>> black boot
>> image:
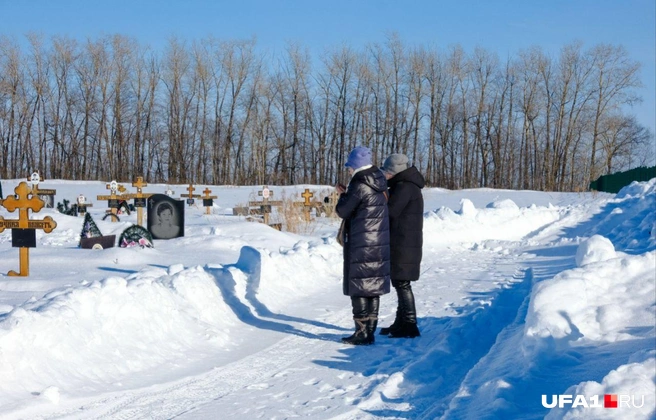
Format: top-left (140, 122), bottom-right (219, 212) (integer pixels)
top-left (389, 281), bottom-right (420, 338)
top-left (342, 297), bottom-right (372, 345)
top-left (380, 282), bottom-right (406, 335)
top-left (365, 297), bottom-right (379, 344)
top-left (379, 317), bottom-right (399, 335)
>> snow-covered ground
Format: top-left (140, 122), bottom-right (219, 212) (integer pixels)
top-left (0, 178), bottom-right (654, 419)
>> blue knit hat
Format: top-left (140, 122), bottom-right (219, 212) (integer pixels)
top-left (345, 146), bottom-right (372, 169)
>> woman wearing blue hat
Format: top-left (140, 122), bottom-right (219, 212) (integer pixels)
top-left (335, 146), bottom-right (391, 345)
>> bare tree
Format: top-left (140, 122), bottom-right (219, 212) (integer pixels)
top-left (588, 44), bottom-right (642, 181)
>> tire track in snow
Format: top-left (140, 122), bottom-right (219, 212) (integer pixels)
top-left (40, 243), bottom-right (535, 419)
top-left (38, 308), bottom-right (347, 420)
top-left (413, 267), bottom-right (533, 419)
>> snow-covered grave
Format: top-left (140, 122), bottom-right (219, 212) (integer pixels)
top-left (0, 179), bottom-right (654, 419)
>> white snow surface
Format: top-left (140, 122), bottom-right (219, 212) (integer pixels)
top-left (0, 178), bottom-right (654, 419)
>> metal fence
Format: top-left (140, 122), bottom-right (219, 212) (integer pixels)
top-left (589, 166), bottom-right (656, 194)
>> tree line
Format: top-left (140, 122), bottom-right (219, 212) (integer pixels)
top-left (0, 33), bottom-right (653, 191)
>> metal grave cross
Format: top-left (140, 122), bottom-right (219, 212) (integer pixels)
top-left (0, 182), bottom-right (57, 276)
top-left (202, 187), bottom-right (218, 215)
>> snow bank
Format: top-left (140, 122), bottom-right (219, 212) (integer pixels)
top-left (523, 243), bottom-right (655, 355)
top-left (0, 265), bottom-right (236, 406)
top-left (545, 354), bottom-right (656, 419)
top-left (424, 198), bottom-right (563, 245)
top-left (233, 241), bottom-right (343, 312)
top-left (592, 179), bottom-right (656, 253)
top-left (575, 235), bottom-right (617, 267)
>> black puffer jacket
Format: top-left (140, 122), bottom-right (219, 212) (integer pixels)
top-left (336, 166), bottom-right (391, 297)
top-left (387, 166), bottom-right (424, 280)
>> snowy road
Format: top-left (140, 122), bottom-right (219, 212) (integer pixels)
top-left (28, 240), bottom-right (533, 420)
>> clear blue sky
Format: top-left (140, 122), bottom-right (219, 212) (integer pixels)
top-left (1, 0), bottom-right (654, 134)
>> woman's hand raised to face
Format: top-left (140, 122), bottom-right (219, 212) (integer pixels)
top-left (335, 183), bottom-right (346, 194)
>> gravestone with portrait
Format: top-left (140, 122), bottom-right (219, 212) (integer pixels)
top-left (147, 194), bottom-right (185, 240)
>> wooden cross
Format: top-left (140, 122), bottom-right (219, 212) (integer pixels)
top-left (301, 189), bottom-right (314, 206)
top-left (107, 181), bottom-right (119, 193)
top-left (97, 180), bottom-right (125, 222)
top-left (132, 176), bottom-right (147, 192)
top-left (258, 186), bottom-right (273, 203)
top-left (27, 171), bottom-right (43, 189)
top-left (126, 176), bottom-right (151, 226)
top-left (186, 184), bottom-right (195, 197)
top-left (27, 171), bottom-right (56, 205)
top-left (202, 187), bottom-right (218, 215)
top-left (180, 183), bottom-right (201, 207)
top-left (301, 189), bottom-right (315, 221)
top-left (0, 182), bottom-right (57, 276)
top-left (76, 194), bottom-right (93, 215)
top-left (324, 191), bottom-right (340, 218)
top-left (250, 186), bottom-right (283, 225)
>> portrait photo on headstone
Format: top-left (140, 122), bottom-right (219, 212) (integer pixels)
top-left (39, 194), bottom-right (54, 208)
top-left (147, 194), bottom-right (184, 240)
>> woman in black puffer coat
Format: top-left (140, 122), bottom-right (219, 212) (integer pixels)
top-left (379, 153), bottom-right (424, 338)
top-left (335, 146), bottom-right (391, 346)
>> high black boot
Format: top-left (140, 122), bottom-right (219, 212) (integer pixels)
top-left (342, 297), bottom-right (372, 345)
top-left (380, 281), bottom-right (406, 335)
top-left (389, 281), bottom-right (420, 338)
top-left (365, 297), bottom-right (379, 344)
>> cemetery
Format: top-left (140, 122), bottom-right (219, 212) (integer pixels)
top-left (0, 2), bottom-right (654, 418)
top-left (0, 175), bottom-right (336, 265)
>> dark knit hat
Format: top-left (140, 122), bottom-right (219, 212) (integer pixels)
top-left (382, 153), bottom-right (409, 176)
top-left (345, 146), bottom-right (373, 169)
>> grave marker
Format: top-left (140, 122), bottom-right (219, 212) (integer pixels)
top-left (322, 191), bottom-right (340, 217)
top-left (79, 212), bottom-right (115, 250)
top-left (300, 188), bottom-right (314, 221)
top-left (148, 194), bottom-right (185, 239)
top-left (0, 182), bottom-right (57, 276)
top-left (201, 187), bottom-right (218, 215)
top-left (113, 176), bottom-right (152, 226)
top-left (76, 194), bottom-right (93, 215)
top-left (97, 180), bottom-right (126, 222)
top-left (248, 185), bottom-right (283, 225)
top-left (28, 171), bottom-right (56, 208)
top-left (180, 184), bottom-right (201, 207)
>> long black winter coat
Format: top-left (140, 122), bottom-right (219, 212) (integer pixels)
top-left (336, 166), bottom-right (391, 297)
top-left (387, 166), bottom-right (424, 281)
